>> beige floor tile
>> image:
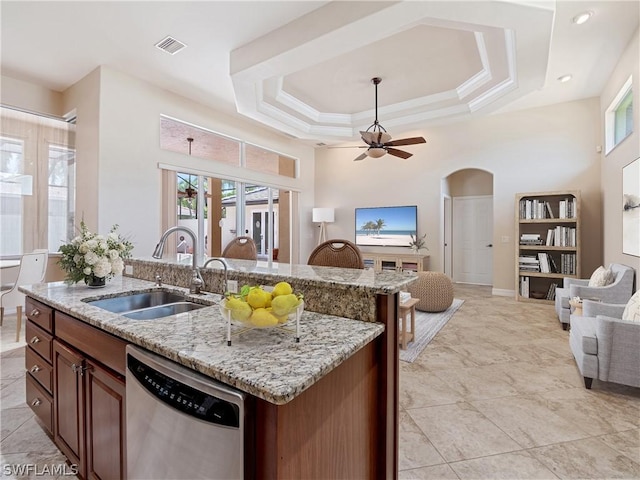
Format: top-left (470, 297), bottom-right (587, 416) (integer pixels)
top-left (537, 388), bottom-right (640, 436)
top-left (398, 410), bottom-right (446, 470)
top-left (530, 437), bottom-right (640, 479)
top-left (400, 363), bottom-right (465, 409)
top-left (1, 356), bottom-right (27, 380)
top-left (489, 361), bottom-right (576, 395)
top-left (472, 395), bottom-right (590, 448)
top-left (449, 450), bottom-right (560, 479)
top-left (0, 417), bottom-right (59, 455)
top-left (0, 377), bottom-right (26, 410)
top-left (446, 341), bottom-right (521, 366)
top-left (414, 345), bottom-right (480, 370)
top-left (431, 364), bottom-right (520, 401)
top-left (407, 403), bottom-right (521, 462)
top-left (1, 407), bottom-right (33, 441)
top-left (398, 463), bottom-right (461, 479)
top-left (598, 428), bottom-right (640, 464)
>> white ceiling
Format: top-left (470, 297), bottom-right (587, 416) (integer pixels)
top-left (1, 1), bottom-right (638, 145)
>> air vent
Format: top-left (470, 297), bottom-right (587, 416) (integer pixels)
top-left (155, 36), bottom-right (187, 55)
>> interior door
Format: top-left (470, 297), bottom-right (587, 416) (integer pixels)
top-left (444, 195), bottom-right (452, 276)
top-left (452, 195), bottom-right (493, 285)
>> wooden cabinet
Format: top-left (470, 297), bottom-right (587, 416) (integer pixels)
top-left (53, 340), bottom-right (126, 480)
top-left (24, 298), bottom-right (128, 480)
top-left (515, 191), bottom-right (581, 304)
top-left (25, 299), bottom-right (54, 435)
top-left (361, 252), bottom-right (429, 272)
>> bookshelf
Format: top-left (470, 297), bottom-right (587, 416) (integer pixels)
top-left (515, 191), bottom-right (581, 304)
top-left (361, 252), bottom-right (429, 273)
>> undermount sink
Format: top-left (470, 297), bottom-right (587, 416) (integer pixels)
top-left (84, 291), bottom-right (206, 320)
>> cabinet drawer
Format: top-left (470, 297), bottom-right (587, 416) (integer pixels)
top-left (26, 321), bottom-right (53, 364)
top-left (56, 311), bottom-right (127, 377)
top-left (25, 298), bottom-right (53, 333)
top-left (26, 374), bottom-right (53, 435)
top-left (25, 347), bottom-right (53, 394)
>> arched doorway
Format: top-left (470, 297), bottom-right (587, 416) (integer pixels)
top-left (443, 168), bottom-right (494, 285)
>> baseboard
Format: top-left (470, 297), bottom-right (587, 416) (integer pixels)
top-left (492, 288), bottom-right (515, 297)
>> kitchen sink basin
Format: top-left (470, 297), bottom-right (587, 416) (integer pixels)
top-left (122, 301), bottom-right (206, 320)
top-left (84, 290), bottom-right (207, 320)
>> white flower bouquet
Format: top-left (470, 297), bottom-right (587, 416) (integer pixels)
top-left (58, 221), bottom-right (133, 286)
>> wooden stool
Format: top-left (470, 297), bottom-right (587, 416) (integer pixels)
top-left (399, 298), bottom-right (419, 350)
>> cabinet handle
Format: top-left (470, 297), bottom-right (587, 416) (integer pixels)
top-left (30, 308), bottom-right (40, 317)
top-left (30, 365), bottom-right (41, 373)
top-left (71, 363), bottom-right (92, 376)
top-left (31, 398), bottom-right (41, 407)
top-left (30, 336), bottom-right (40, 344)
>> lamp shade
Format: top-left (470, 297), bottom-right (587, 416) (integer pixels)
top-left (312, 207), bottom-right (335, 223)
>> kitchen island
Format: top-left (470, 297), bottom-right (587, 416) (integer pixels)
top-left (21, 259), bottom-right (416, 479)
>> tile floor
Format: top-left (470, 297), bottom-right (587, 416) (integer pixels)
top-left (1, 284), bottom-right (639, 479)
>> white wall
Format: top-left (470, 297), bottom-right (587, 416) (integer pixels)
top-left (1, 74), bottom-right (63, 117)
top-left (315, 97), bottom-right (603, 292)
top-left (600, 28), bottom-right (640, 276)
top-left (63, 66), bottom-right (316, 262)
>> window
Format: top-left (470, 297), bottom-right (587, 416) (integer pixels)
top-left (160, 116), bottom-right (297, 178)
top-left (605, 76), bottom-right (634, 154)
top-left (0, 107), bottom-right (75, 256)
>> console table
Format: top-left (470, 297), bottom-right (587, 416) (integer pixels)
top-left (361, 252), bottom-right (429, 272)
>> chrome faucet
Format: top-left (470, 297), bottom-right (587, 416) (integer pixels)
top-left (152, 226), bottom-right (203, 294)
top-left (203, 257), bottom-right (228, 294)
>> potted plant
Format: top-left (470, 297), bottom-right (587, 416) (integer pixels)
top-left (408, 233), bottom-right (427, 253)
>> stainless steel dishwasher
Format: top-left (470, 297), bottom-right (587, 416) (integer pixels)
top-left (126, 345), bottom-right (246, 479)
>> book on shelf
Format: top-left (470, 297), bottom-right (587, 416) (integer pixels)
top-left (519, 200), bottom-right (555, 220)
top-left (520, 233), bottom-right (544, 245)
top-left (545, 229), bottom-right (555, 246)
top-left (519, 276), bottom-right (530, 297)
top-left (546, 283), bottom-right (558, 300)
top-left (537, 252), bottom-right (551, 273)
top-left (559, 197), bottom-right (577, 219)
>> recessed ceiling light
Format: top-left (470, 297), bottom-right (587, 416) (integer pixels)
top-left (558, 74), bottom-right (573, 83)
top-left (572, 11), bottom-right (593, 25)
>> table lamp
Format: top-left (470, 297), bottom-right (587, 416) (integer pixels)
top-left (312, 208), bottom-right (335, 245)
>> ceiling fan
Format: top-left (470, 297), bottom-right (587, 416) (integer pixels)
top-left (349, 77), bottom-right (426, 162)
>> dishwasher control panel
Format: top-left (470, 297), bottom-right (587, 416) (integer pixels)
top-left (127, 353), bottom-right (240, 428)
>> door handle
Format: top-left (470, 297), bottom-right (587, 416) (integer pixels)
top-left (486, 244), bottom-right (493, 247)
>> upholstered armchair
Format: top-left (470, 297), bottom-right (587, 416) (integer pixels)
top-left (569, 297), bottom-right (640, 389)
top-left (555, 263), bottom-right (635, 330)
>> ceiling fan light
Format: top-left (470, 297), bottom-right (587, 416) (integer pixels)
top-left (367, 147), bottom-right (386, 158)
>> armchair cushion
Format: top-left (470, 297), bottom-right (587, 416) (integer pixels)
top-left (588, 265), bottom-right (615, 287)
top-left (622, 291), bottom-right (640, 322)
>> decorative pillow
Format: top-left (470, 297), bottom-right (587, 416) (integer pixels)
top-left (588, 266), bottom-right (615, 287)
top-left (622, 291), bottom-right (640, 322)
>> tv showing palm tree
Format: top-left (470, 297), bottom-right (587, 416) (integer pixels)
top-left (355, 205), bottom-right (417, 247)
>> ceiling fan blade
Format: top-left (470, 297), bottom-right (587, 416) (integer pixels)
top-left (327, 145), bottom-right (368, 149)
top-left (385, 137), bottom-right (426, 147)
top-left (386, 148), bottom-right (412, 159)
top-left (354, 152), bottom-right (368, 161)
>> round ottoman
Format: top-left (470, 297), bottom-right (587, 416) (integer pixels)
top-left (408, 272), bottom-right (454, 312)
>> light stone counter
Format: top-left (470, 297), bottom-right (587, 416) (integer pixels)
top-left (20, 276), bottom-right (384, 405)
top-left (126, 256), bottom-right (418, 322)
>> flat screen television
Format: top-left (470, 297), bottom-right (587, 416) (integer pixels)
top-left (355, 205), bottom-right (417, 247)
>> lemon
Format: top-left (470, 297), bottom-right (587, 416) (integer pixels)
top-left (272, 281), bottom-right (293, 297)
top-left (247, 287), bottom-right (271, 309)
top-left (250, 308), bottom-right (279, 327)
top-left (271, 293), bottom-right (299, 317)
top-left (225, 297), bottom-right (252, 322)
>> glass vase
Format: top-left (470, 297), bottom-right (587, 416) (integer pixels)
top-left (85, 275), bottom-right (106, 288)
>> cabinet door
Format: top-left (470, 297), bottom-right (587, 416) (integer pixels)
top-left (53, 340), bottom-right (86, 478)
top-left (85, 359), bottom-right (126, 480)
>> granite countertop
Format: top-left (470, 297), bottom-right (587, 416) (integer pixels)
top-left (130, 256), bottom-right (418, 294)
top-left (20, 277), bottom-right (384, 405)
